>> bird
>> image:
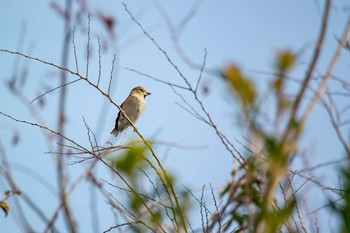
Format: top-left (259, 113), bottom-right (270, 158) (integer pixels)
top-left (110, 86), bottom-right (151, 137)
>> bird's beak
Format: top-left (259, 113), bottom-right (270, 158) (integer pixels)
top-left (145, 91), bottom-right (151, 96)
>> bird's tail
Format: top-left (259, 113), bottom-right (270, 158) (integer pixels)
top-left (110, 128), bottom-right (119, 137)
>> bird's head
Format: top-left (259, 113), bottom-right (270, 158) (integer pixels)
top-left (131, 86), bottom-right (151, 98)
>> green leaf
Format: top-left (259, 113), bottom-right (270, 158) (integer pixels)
top-left (113, 141), bottom-right (149, 176)
top-left (151, 209), bottom-right (162, 224)
top-left (163, 172), bottom-right (175, 187)
top-left (331, 167), bottom-right (350, 232)
top-left (130, 193), bottom-right (143, 213)
top-left (277, 198), bottom-right (296, 222)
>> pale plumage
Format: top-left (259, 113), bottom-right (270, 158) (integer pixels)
top-left (111, 86), bottom-right (151, 137)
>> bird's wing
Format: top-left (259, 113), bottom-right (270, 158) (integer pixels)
top-left (114, 101), bottom-right (125, 131)
top-left (122, 96), bottom-right (140, 120)
top-left (114, 95), bottom-right (140, 130)
top-left (114, 112), bottom-right (122, 131)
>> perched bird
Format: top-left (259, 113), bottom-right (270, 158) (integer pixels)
top-left (111, 86), bottom-right (151, 137)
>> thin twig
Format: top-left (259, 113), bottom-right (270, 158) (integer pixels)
top-left (209, 183), bottom-right (221, 233)
top-left (200, 185), bottom-right (206, 233)
top-left (82, 116), bottom-right (101, 156)
top-left (101, 178), bottom-right (171, 209)
top-left (97, 35), bottom-right (102, 86)
top-left (0, 49), bottom-right (80, 76)
top-left (138, 168), bottom-right (177, 230)
top-left (108, 54), bottom-right (116, 95)
top-left (175, 102), bottom-right (210, 125)
top-left (324, 89), bottom-right (350, 157)
top-left (153, 0), bottom-right (216, 75)
top-left (86, 13), bottom-right (91, 79)
top-left (103, 221), bottom-right (142, 233)
top-left (195, 49), bottom-right (207, 92)
top-left (72, 26), bottom-right (79, 74)
top-left (123, 3), bottom-right (192, 89)
top-left (31, 78), bottom-right (80, 103)
top-left (297, 156), bottom-right (349, 173)
top-left (93, 156), bottom-right (168, 232)
top-left (0, 112), bottom-right (91, 154)
top-left (125, 67), bottom-right (189, 90)
top-left (170, 85), bottom-right (209, 125)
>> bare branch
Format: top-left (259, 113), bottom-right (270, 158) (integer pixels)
top-left (301, 16), bottom-right (350, 128)
top-left (195, 49), bottom-right (207, 92)
top-left (125, 67), bottom-right (190, 90)
top-left (201, 186), bottom-right (206, 232)
top-left (282, 0), bottom-right (332, 144)
top-left (97, 35), bottom-right (102, 86)
top-left (170, 85), bottom-right (209, 125)
top-left (123, 3), bottom-right (193, 90)
top-left (122, 3), bottom-right (244, 164)
top-left (108, 54), bottom-right (116, 96)
top-left (288, 177), bottom-right (308, 233)
top-left (0, 49), bottom-right (81, 76)
top-left (31, 78), bottom-right (80, 103)
top-left (86, 13), bottom-right (91, 79)
top-left (175, 102), bottom-right (210, 125)
top-left (324, 89), bottom-right (350, 157)
top-left (103, 221), bottom-right (142, 233)
top-left (176, 0), bottom-right (202, 36)
top-left (209, 183), bottom-right (222, 233)
top-left (82, 116), bottom-right (101, 157)
top-left (0, 111), bottom-right (91, 155)
top-left (72, 26), bottom-right (79, 73)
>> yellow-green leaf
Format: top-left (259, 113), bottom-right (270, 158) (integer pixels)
top-left (0, 201), bottom-right (10, 217)
top-left (222, 64), bottom-right (256, 107)
top-left (275, 50), bottom-right (296, 72)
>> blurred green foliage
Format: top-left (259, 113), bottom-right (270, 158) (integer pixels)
top-left (221, 64), bottom-right (257, 111)
top-left (275, 50), bottom-right (296, 73)
top-left (273, 50), bottom-right (296, 120)
top-left (111, 141), bottom-right (190, 232)
top-left (216, 49), bottom-right (303, 232)
top-left (331, 166), bottom-right (350, 233)
top-left (113, 141), bottom-right (148, 182)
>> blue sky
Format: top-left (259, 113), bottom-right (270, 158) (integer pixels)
top-left (1, 0), bottom-right (349, 232)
